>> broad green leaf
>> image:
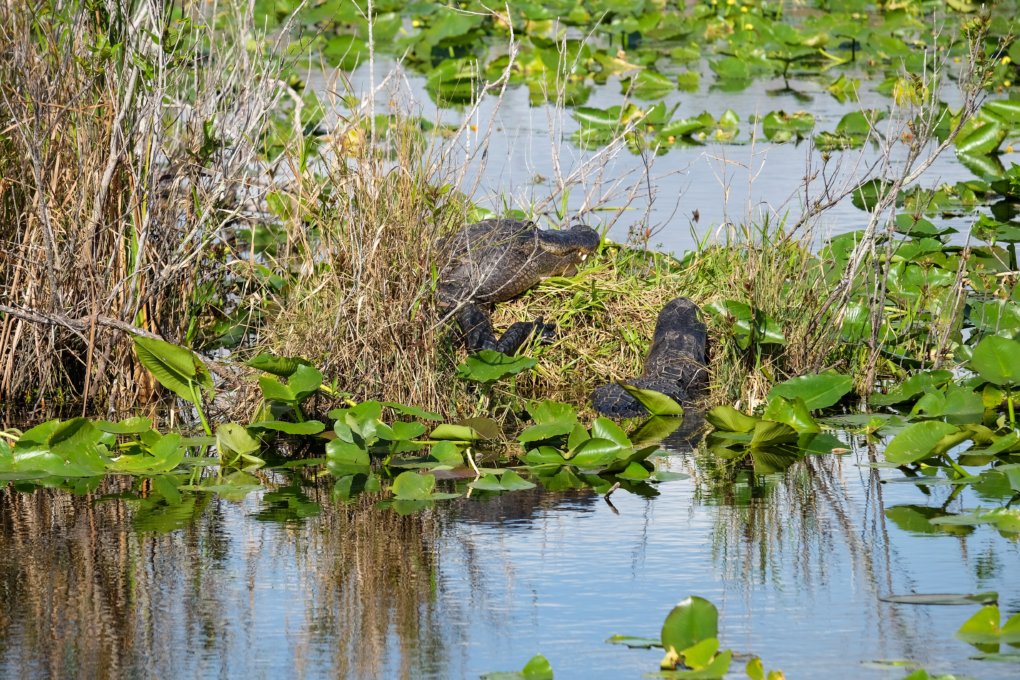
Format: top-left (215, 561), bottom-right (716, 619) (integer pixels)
top-left (956, 120), bottom-right (1005, 156)
top-left (94, 416), bottom-right (153, 434)
top-left (705, 406), bottom-right (759, 433)
top-left (288, 364), bottom-right (323, 400)
top-left (681, 637), bottom-right (719, 670)
top-left (880, 592), bottom-right (999, 606)
top-left (523, 446), bottom-right (568, 467)
top-left (591, 417), bottom-right (631, 447)
top-left (430, 423), bottom-right (485, 442)
top-left (325, 440), bottom-right (370, 466)
top-left (133, 336), bottom-right (212, 402)
top-left (527, 400), bottom-right (578, 424)
top-left (429, 441), bottom-right (464, 466)
top-left (750, 421), bottom-right (798, 448)
top-left (248, 420), bottom-right (326, 435)
top-left (957, 606), bottom-right (1002, 645)
top-left (767, 373), bottom-right (852, 411)
top-left (470, 474), bottom-right (508, 492)
top-left (391, 470), bottom-right (436, 500)
top-left (569, 438), bottom-right (624, 468)
top-left (456, 350), bottom-right (536, 383)
top-left (258, 375), bottom-right (295, 403)
top-left (616, 460), bottom-right (651, 481)
top-left (216, 423), bottom-right (260, 456)
top-left (47, 418), bottom-right (101, 449)
top-left (661, 596), bottom-right (719, 658)
top-left (245, 353), bottom-right (310, 377)
top-left (520, 653), bottom-right (554, 680)
top-left (381, 402), bottom-right (443, 421)
top-left (884, 421), bottom-right (960, 464)
top-left (498, 470), bottom-right (537, 491)
top-left (619, 383), bottom-right (684, 416)
top-left (970, 335), bottom-right (1020, 385)
top-left (762, 396), bottom-right (820, 434)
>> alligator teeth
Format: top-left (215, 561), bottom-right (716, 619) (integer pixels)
top-left (580, 253), bottom-right (588, 262)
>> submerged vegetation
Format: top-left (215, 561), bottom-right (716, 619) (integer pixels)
top-left (3, 0), bottom-right (1020, 676)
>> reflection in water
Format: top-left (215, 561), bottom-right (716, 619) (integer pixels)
top-left (0, 479), bottom-right (452, 679)
top-left (1, 437), bottom-right (1019, 679)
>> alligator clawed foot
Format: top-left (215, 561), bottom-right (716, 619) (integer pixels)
top-left (534, 317), bottom-right (557, 345)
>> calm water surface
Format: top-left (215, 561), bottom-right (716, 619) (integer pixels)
top-left (2, 61), bottom-right (1014, 680)
top-left (1, 431), bottom-right (1018, 679)
top-left (328, 59), bottom-right (983, 256)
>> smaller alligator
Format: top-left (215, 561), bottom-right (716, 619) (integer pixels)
top-left (591, 297), bottom-right (708, 417)
top-left (436, 219), bottom-right (600, 353)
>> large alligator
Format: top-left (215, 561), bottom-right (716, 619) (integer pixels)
top-left (591, 297), bottom-right (708, 417)
top-left (436, 219), bottom-right (600, 354)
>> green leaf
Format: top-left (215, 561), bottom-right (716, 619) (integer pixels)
top-left (661, 596), bottom-right (719, 657)
top-left (498, 470), bottom-right (536, 491)
top-left (884, 421), bottom-right (960, 464)
top-left (430, 423), bottom-right (486, 442)
top-left (245, 353), bottom-right (310, 377)
top-left (456, 350), bottom-right (537, 383)
top-left (705, 406), bottom-right (759, 433)
top-left (47, 417), bottom-right (101, 449)
top-left (520, 653), bottom-right (554, 680)
top-left (391, 471), bottom-right (436, 500)
top-left (569, 438), bottom-right (624, 468)
top-left (216, 423), bottom-right (261, 459)
top-left (682, 637), bottom-right (720, 670)
top-left (248, 420), bottom-right (326, 435)
top-left (881, 592), bottom-right (999, 606)
top-left (956, 120), bottom-right (1006, 156)
top-left (750, 421), bottom-right (798, 448)
top-left (94, 416), bottom-right (153, 434)
top-left (617, 461), bottom-right (651, 480)
top-left (762, 396), bottom-right (820, 434)
top-left (619, 383), bottom-right (684, 416)
top-left (523, 446), bottom-right (568, 467)
top-left (970, 335), bottom-right (1020, 385)
top-left (591, 417), bottom-right (632, 447)
top-left (288, 364), bottom-right (323, 400)
top-left (133, 336), bottom-right (211, 403)
top-left (381, 402), bottom-right (443, 421)
top-left (767, 373), bottom-right (852, 411)
top-left (957, 605), bottom-right (1003, 645)
top-left (326, 440), bottom-right (370, 467)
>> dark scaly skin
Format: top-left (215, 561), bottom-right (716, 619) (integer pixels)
top-left (591, 297), bottom-right (708, 417)
top-left (437, 219), bottom-right (600, 353)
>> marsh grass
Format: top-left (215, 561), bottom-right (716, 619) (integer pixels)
top-left (0, 0), bottom-right (288, 414)
top-left (493, 217), bottom-right (828, 414)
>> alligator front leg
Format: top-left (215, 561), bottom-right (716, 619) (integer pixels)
top-left (456, 303), bottom-right (554, 354)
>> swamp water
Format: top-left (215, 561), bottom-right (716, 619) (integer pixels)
top-left (1, 430), bottom-right (1018, 679)
top-left (2, 62), bottom-right (1017, 680)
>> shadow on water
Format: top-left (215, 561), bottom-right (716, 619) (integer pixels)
top-left (1, 431), bottom-right (1018, 678)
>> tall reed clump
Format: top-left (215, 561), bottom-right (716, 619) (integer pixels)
top-left (0, 0), bottom-right (286, 415)
top-left (255, 94), bottom-right (475, 413)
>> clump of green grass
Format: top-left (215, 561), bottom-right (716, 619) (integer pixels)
top-left (499, 218), bottom-right (831, 414)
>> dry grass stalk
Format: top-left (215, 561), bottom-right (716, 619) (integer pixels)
top-left (0, 0), bottom-right (287, 415)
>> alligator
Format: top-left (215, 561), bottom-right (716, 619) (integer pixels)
top-left (590, 297), bottom-right (708, 417)
top-left (436, 218), bottom-right (600, 353)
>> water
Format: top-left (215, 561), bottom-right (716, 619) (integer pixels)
top-left (2, 57), bottom-right (1015, 680)
top-left (324, 59), bottom-right (984, 257)
top-left (2, 433), bottom-right (1018, 679)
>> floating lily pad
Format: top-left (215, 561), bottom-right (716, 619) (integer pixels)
top-left (880, 592), bottom-right (999, 606)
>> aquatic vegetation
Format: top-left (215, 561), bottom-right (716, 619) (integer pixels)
top-left (481, 654), bottom-right (554, 680)
top-left (609, 595), bottom-right (784, 679)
